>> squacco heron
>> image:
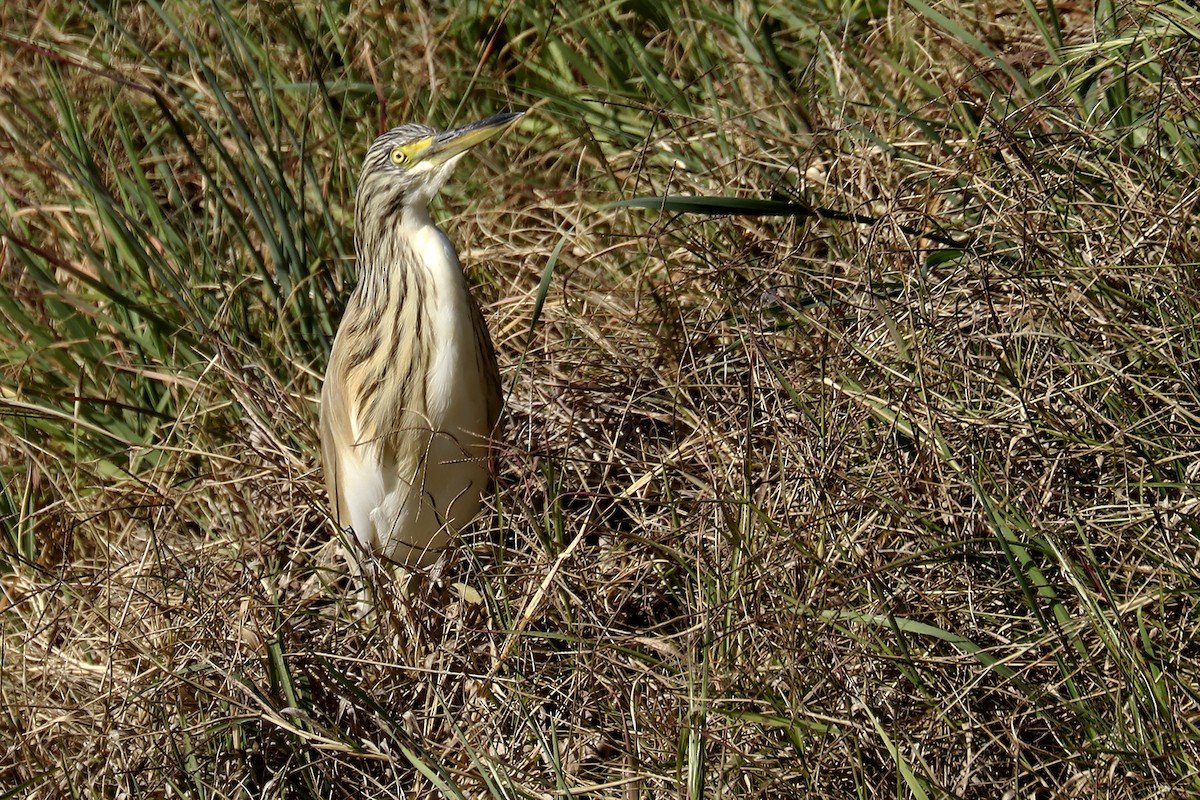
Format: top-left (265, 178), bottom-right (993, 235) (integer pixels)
top-left (320, 111), bottom-right (521, 596)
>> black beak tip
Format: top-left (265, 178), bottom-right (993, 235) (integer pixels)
top-left (492, 110), bottom-right (525, 126)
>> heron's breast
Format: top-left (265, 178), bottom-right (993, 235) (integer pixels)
top-left (409, 225), bottom-right (491, 438)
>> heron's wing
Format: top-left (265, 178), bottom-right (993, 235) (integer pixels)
top-left (319, 346), bottom-right (385, 551)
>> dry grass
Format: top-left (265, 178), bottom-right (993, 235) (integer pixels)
top-left (4, 0), bottom-right (1200, 797)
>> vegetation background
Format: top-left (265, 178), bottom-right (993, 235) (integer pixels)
top-left (3, 0), bottom-right (1200, 797)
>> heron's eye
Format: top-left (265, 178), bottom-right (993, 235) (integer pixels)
top-left (390, 147), bottom-right (408, 165)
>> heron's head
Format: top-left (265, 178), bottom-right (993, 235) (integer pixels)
top-left (356, 111), bottom-right (523, 227)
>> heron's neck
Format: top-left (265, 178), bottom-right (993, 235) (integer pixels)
top-left (356, 204), bottom-right (455, 309)
top-left (398, 211), bottom-right (461, 287)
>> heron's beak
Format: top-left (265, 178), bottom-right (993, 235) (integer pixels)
top-left (421, 111), bottom-right (524, 166)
